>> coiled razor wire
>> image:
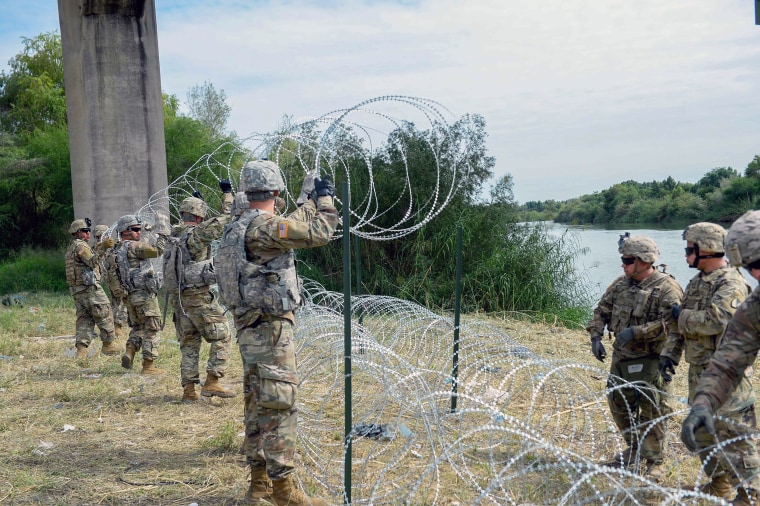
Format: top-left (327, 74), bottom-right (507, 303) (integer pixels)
top-left (97, 96), bottom-right (754, 504)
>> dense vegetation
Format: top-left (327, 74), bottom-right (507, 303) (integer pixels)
top-left (520, 162), bottom-right (760, 225)
top-left (0, 31), bottom-right (599, 325)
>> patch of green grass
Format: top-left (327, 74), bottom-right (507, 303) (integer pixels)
top-left (0, 248), bottom-right (68, 294)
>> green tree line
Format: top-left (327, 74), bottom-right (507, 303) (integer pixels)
top-left (0, 31), bottom-right (592, 324)
top-left (520, 160), bottom-right (760, 225)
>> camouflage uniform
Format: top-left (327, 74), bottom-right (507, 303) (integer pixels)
top-left (65, 232), bottom-right (116, 349)
top-left (588, 269), bottom-right (683, 464)
top-left (169, 192), bottom-right (234, 387)
top-left (93, 225), bottom-right (129, 337)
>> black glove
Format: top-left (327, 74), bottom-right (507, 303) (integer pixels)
top-left (615, 327), bottom-right (635, 347)
top-left (591, 337), bottom-right (607, 363)
top-left (192, 189), bottom-right (203, 200)
top-left (313, 175), bottom-right (336, 198)
top-left (681, 404), bottom-right (716, 452)
top-left (219, 179), bottom-right (233, 193)
top-left (671, 304), bottom-right (681, 320)
top-left (659, 356), bottom-right (676, 382)
top-left (85, 217), bottom-right (92, 227)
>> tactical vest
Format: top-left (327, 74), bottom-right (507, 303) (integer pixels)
top-left (65, 239), bottom-right (99, 287)
top-left (113, 241), bottom-right (162, 295)
top-left (163, 229), bottom-right (216, 294)
top-left (216, 210), bottom-right (302, 317)
top-left (103, 246), bottom-right (128, 298)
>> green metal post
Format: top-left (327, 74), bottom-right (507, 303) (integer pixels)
top-left (451, 225), bottom-right (462, 412)
top-left (342, 182), bottom-right (352, 505)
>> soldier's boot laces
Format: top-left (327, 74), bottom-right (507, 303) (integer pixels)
top-left (245, 466), bottom-right (273, 505)
top-left (182, 383), bottom-right (199, 403)
top-left (75, 344), bottom-right (88, 360)
top-left (100, 341), bottom-right (120, 356)
top-left (266, 475), bottom-right (328, 506)
top-left (121, 344), bottom-right (137, 369)
top-left (141, 358), bottom-right (166, 375)
top-left (201, 375), bottom-right (237, 398)
top-left (732, 487), bottom-right (760, 506)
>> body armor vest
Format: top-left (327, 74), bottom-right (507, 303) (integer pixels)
top-left (163, 228), bottom-right (216, 294)
top-left (113, 241), bottom-right (162, 295)
top-left (65, 239), bottom-right (99, 287)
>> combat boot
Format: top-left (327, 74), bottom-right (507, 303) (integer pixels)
top-left (685, 474), bottom-right (733, 500)
top-left (141, 358), bottom-right (166, 375)
top-left (114, 323), bottom-right (126, 341)
top-left (75, 343), bottom-right (88, 360)
top-left (201, 375), bottom-right (237, 398)
top-left (182, 383), bottom-right (199, 403)
top-left (121, 344), bottom-right (137, 369)
top-left (732, 487), bottom-right (760, 505)
top-left (100, 341), bottom-right (120, 356)
top-left (245, 466), bottom-right (273, 504)
top-left (267, 475), bottom-right (328, 506)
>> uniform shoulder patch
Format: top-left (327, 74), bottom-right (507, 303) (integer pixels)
top-left (278, 222), bottom-right (288, 239)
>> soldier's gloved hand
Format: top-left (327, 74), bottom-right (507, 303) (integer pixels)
top-left (101, 237), bottom-right (115, 249)
top-left (681, 403), bottom-right (716, 452)
top-left (591, 337), bottom-right (607, 363)
top-left (615, 327), bottom-right (635, 347)
top-left (85, 217), bottom-right (92, 227)
top-left (659, 356), bottom-right (676, 382)
top-left (192, 189), bottom-right (203, 200)
top-left (671, 304), bottom-right (681, 320)
top-left (313, 175), bottom-right (336, 198)
top-left (219, 179), bottom-right (233, 194)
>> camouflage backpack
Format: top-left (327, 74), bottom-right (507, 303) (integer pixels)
top-left (163, 229), bottom-right (216, 294)
top-left (215, 211), bottom-right (260, 314)
top-left (103, 244), bottom-right (129, 298)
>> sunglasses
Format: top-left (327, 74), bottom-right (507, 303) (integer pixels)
top-left (685, 246), bottom-right (696, 256)
top-left (621, 256), bottom-right (636, 265)
top-left (129, 227), bottom-right (142, 232)
top-left (80, 228), bottom-right (91, 233)
top-left (747, 259), bottom-right (760, 271)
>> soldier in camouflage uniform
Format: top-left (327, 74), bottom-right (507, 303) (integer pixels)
top-left (682, 210), bottom-right (760, 506)
top-left (660, 222), bottom-right (751, 499)
top-left (587, 235), bottom-right (683, 480)
top-left (108, 214), bottom-right (169, 375)
top-left (165, 180), bottom-right (236, 402)
top-left (66, 218), bottom-right (119, 359)
top-left (93, 224), bottom-right (129, 340)
top-left (215, 160), bottom-right (337, 506)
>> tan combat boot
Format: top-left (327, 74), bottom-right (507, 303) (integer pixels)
top-left (732, 487), bottom-right (760, 505)
top-left (268, 475), bottom-right (328, 506)
top-left (121, 344), bottom-right (137, 369)
top-left (141, 358), bottom-right (166, 375)
top-left (245, 466), bottom-right (273, 504)
top-left (114, 323), bottom-right (126, 341)
top-left (75, 343), bottom-right (89, 360)
top-left (182, 383), bottom-right (199, 403)
top-left (100, 341), bottom-right (120, 356)
top-left (201, 375), bottom-right (237, 398)
top-left (701, 475), bottom-right (733, 500)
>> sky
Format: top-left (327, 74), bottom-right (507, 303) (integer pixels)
top-left (1, 0), bottom-right (759, 203)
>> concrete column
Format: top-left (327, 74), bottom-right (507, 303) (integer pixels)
top-left (58, 0), bottom-right (168, 227)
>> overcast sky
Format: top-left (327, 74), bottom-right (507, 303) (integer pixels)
top-left (1, 0), bottom-right (759, 203)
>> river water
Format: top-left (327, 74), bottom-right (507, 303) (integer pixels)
top-left (538, 221), bottom-right (758, 302)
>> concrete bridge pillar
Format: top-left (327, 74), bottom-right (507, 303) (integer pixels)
top-left (57, 0), bottom-right (168, 227)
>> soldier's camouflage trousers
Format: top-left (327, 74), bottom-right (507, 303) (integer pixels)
top-left (172, 291), bottom-right (231, 385)
top-left (238, 316), bottom-right (298, 480)
top-left (607, 355), bottom-right (668, 463)
top-left (125, 289), bottom-right (161, 360)
top-left (73, 286), bottom-right (115, 347)
top-left (110, 295), bottom-right (128, 329)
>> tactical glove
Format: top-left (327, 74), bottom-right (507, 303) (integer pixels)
top-left (671, 304), bottom-right (681, 320)
top-left (313, 175), bottom-right (336, 198)
top-left (591, 337), bottom-right (607, 363)
top-left (219, 179), bottom-right (233, 194)
top-left (615, 327), bottom-right (635, 347)
top-left (681, 403), bottom-right (716, 452)
top-left (659, 356), bottom-right (676, 382)
top-left (101, 237), bottom-right (115, 250)
top-left (297, 171), bottom-right (317, 206)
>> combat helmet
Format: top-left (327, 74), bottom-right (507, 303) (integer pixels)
top-left (69, 218), bottom-right (91, 235)
top-left (93, 225), bottom-right (109, 239)
top-left (618, 235), bottom-right (659, 263)
top-left (683, 222), bottom-right (726, 253)
top-left (240, 160), bottom-right (284, 201)
top-left (725, 210), bottom-right (760, 268)
top-left (179, 196), bottom-right (208, 219)
top-left (117, 214), bottom-right (141, 234)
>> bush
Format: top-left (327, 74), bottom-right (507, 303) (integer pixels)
top-left (0, 248), bottom-right (67, 293)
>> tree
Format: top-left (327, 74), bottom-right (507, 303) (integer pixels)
top-left (186, 81), bottom-right (231, 138)
top-left (745, 155), bottom-right (760, 179)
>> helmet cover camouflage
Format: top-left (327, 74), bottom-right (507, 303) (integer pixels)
top-left (179, 196), bottom-right (208, 218)
top-left (618, 235), bottom-right (659, 263)
top-left (93, 224), bottom-right (109, 238)
top-left (231, 192), bottom-right (250, 216)
top-left (682, 222), bottom-right (726, 253)
top-left (69, 219), bottom-right (89, 234)
top-left (117, 214), bottom-right (141, 233)
top-left (725, 210), bottom-right (760, 267)
top-left (239, 160), bottom-right (284, 194)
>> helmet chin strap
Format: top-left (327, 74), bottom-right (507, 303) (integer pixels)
top-left (690, 245), bottom-right (725, 269)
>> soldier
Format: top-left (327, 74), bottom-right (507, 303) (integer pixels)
top-left (107, 214), bottom-right (168, 375)
top-left (215, 160), bottom-right (338, 506)
top-left (65, 218), bottom-right (119, 359)
top-left (587, 235), bottom-right (683, 480)
top-left (681, 210), bottom-right (760, 506)
top-left (164, 180), bottom-right (236, 402)
top-left (660, 222), bottom-right (751, 499)
top-left (93, 224), bottom-right (129, 340)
